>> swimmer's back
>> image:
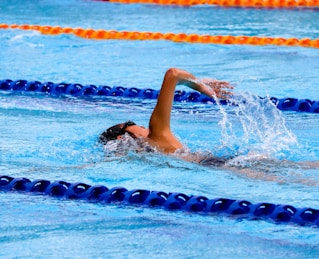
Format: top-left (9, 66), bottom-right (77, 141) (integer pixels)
top-left (175, 149), bottom-right (227, 167)
top-left (199, 155), bottom-right (227, 167)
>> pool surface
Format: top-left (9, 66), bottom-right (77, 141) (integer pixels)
top-left (1, 0), bottom-right (319, 258)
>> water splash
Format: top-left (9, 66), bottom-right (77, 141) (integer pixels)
top-left (214, 92), bottom-right (299, 164)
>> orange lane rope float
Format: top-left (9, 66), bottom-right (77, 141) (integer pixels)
top-left (104, 0), bottom-right (319, 8)
top-left (1, 24), bottom-right (318, 48)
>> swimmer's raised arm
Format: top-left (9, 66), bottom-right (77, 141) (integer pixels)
top-left (148, 68), bottom-right (233, 153)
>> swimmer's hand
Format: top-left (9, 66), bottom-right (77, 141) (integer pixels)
top-left (200, 78), bottom-right (234, 99)
top-left (187, 78), bottom-right (234, 99)
top-left (173, 68), bottom-right (233, 99)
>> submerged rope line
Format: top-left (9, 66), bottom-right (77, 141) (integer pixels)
top-left (1, 175), bottom-right (319, 227)
top-left (1, 24), bottom-right (319, 48)
top-left (1, 79), bottom-right (318, 113)
top-left (105, 0), bottom-right (319, 8)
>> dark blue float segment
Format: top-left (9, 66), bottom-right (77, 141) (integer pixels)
top-left (1, 79), bottom-right (318, 113)
top-left (44, 181), bottom-right (71, 197)
top-left (164, 192), bottom-right (190, 210)
top-left (144, 191), bottom-right (168, 206)
top-left (0, 176), bottom-right (31, 191)
top-left (183, 196), bottom-right (208, 212)
top-left (28, 179), bottom-right (51, 192)
top-left (292, 208), bottom-right (319, 226)
top-left (64, 182), bottom-right (92, 199)
top-left (310, 101), bottom-right (319, 113)
top-left (277, 98), bottom-right (317, 112)
top-left (0, 79), bottom-right (13, 90)
top-left (124, 189), bottom-right (150, 204)
top-left (269, 205), bottom-right (297, 222)
top-left (249, 202), bottom-right (277, 218)
top-left (1, 175), bottom-right (319, 227)
top-left (100, 187), bottom-right (128, 203)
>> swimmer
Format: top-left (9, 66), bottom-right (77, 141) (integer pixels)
top-left (98, 68), bottom-right (319, 185)
top-left (99, 68), bottom-right (233, 165)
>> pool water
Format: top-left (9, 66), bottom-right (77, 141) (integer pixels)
top-left (1, 0), bottom-right (319, 258)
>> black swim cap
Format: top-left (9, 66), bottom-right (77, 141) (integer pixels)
top-left (99, 121), bottom-right (136, 144)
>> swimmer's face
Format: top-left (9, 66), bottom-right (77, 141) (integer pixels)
top-left (99, 121), bottom-right (149, 144)
top-left (124, 124), bottom-right (149, 139)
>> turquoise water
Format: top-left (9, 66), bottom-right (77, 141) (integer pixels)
top-left (1, 0), bottom-right (319, 258)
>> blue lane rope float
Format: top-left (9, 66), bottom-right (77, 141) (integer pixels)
top-left (1, 175), bottom-right (319, 227)
top-left (0, 79), bottom-right (318, 113)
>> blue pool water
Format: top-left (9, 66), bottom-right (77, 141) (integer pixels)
top-left (1, 0), bottom-right (319, 258)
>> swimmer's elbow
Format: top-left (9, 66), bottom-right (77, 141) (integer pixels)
top-left (165, 68), bottom-right (195, 84)
top-left (166, 67), bottom-right (179, 75)
top-left (165, 68), bottom-right (180, 81)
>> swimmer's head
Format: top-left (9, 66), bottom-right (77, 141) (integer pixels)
top-left (99, 121), bottom-right (137, 144)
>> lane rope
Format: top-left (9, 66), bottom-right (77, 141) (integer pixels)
top-left (1, 79), bottom-right (318, 113)
top-left (1, 175), bottom-right (319, 227)
top-left (104, 0), bottom-right (319, 8)
top-left (1, 24), bottom-right (319, 48)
